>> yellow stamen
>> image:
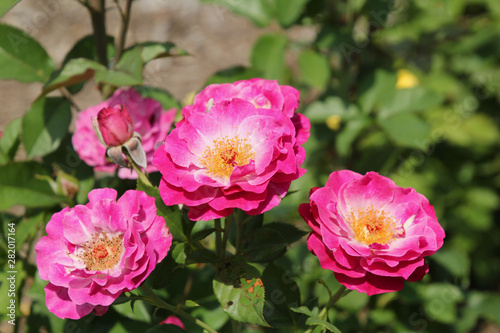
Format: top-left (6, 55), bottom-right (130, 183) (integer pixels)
top-left (77, 232), bottom-right (123, 271)
top-left (349, 205), bottom-right (397, 245)
top-left (200, 135), bottom-right (254, 179)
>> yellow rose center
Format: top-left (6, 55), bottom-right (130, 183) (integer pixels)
top-left (349, 205), bottom-right (397, 245)
top-left (200, 135), bottom-right (254, 179)
top-left (77, 232), bottom-right (123, 271)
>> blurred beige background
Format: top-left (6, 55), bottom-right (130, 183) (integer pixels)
top-left (0, 0), bottom-right (263, 131)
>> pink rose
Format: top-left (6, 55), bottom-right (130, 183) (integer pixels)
top-left (181, 78), bottom-right (310, 145)
top-left (299, 170), bottom-right (445, 295)
top-left (97, 105), bottom-right (134, 146)
top-left (35, 188), bottom-right (172, 319)
top-left (72, 88), bottom-right (176, 179)
top-left (153, 98), bottom-right (306, 221)
top-left (160, 315), bottom-right (185, 329)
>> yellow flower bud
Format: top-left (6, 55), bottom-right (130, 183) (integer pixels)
top-left (326, 115), bottom-right (342, 131)
top-left (396, 69), bottom-right (419, 89)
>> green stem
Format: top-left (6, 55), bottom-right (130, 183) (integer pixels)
top-left (305, 285), bottom-right (349, 333)
top-left (235, 210), bottom-right (243, 254)
top-left (214, 218), bottom-right (222, 257)
top-left (113, 0), bottom-right (133, 66)
top-left (221, 216), bottom-right (231, 258)
top-left (87, 0), bottom-right (108, 67)
top-left (139, 285), bottom-right (218, 333)
top-left (124, 150), bottom-right (152, 187)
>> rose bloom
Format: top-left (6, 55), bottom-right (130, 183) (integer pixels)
top-left (181, 78), bottom-right (310, 145)
top-left (35, 188), bottom-right (172, 319)
top-left (72, 88), bottom-right (176, 178)
top-left (153, 98), bottom-right (306, 221)
top-left (299, 170), bottom-right (445, 295)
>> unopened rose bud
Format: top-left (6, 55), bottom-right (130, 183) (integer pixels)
top-left (96, 105), bottom-right (134, 146)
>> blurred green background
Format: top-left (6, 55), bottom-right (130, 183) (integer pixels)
top-left (1, 0), bottom-right (500, 332)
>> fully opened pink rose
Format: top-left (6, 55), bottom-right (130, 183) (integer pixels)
top-left (181, 78), bottom-right (310, 145)
top-left (72, 88), bottom-right (176, 179)
top-left (35, 188), bottom-right (172, 319)
top-left (299, 170), bottom-right (445, 295)
top-left (153, 98), bottom-right (306, 221)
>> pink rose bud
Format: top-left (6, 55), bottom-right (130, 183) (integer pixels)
top-left (97, 105), bottom-right (134, 146)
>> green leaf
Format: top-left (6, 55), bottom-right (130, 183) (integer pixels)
top-left (240, 227), bottom-right (289, 263)
top-left (45, 53), bottom-right (144, 90)
top-left (22, 97), bottom-right (72, 159)
top-left (200, 0), bottom-right (274, 27)
top-left (467, 291), bottom-right (500, 325)
top-left (335, 290), bottom-right (369, 312)
top-left (184, 299), bottom-right (200, 308)
top-left (172, 242), bottom-right (187, 264)
top-left (251, 33), bottom-right (288, 80)
top-left (275, 0), bottom-right (308, 27)
top-left (378, 113), bottom-right (430, 149)
top-left (290, 306), bottom-right (315, 317)
top-left (113, 299), bottom-right (151, 322)
top-left (42, 58), bottom-right (104, 95)
top-left (125, 41), bottom-right (189, 64)
top-left (63, 34), bottom-right (116, 66)
top-left (213, 276), bottom-right (269, 327)
top-left (114, 46), bottom-right (143, 83)
top-left (95, 67), bottom-right (143, 86)
top-left (134, 86), bottom-right (181, 110)
top-left (358, 69), bottom-right (397, 114)
top-left (262, 263), bottom-right (301, 327)
top-left (298, 49), bottom-right (330, 90)
top-left (305, 317), bottom-right (342, 333)
top-left (191, 228), bottom-right (217, 242)
top-left (432, 248), bottom-right (470, 278)
top-left (186, 248), bottom-right (220, 264)
top-left (336, 117), bottom-right (370, 157)
top-left (0, 24), bottom-right (55, 82)
top-left (58, 34), bottom-right (115, 94)
top-left (136, 178), bottom-right (185, 241)
top-left (264, 222), bottom-right (307, 244)
top-left (213, 257), bottom-right (269, 326)
top-left (440, 113), bottom-right (500, 148)
top-left (0, 162), bottom-right (65, 210)
top-left (304, 97), bottom-right (352, 123)
top-left (416, 283), bottom-right (463, 324)
top-left (0, 117), bottom-right (21, 164)
top-left (378, 87), bottom-right (443, 118)
top-left (15, 212), bottom-right (45, 251)
top-left (0, 0), bottom-right (21, 18)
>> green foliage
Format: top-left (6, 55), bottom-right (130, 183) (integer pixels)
top-left (0, 162), bottom-right (65, 210)
top-left (0, 24), bottom-right (55, 82)
top-left (0, 117), bottom-right (21, 164)
top-left (251, 34), bottom-right (288, 81)
top-left (0, 0), bottom-right (20, 18)
top-left (22, 97), bottom-right (72, 159)
top-left (213, 261), bottom-right (269, 327)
